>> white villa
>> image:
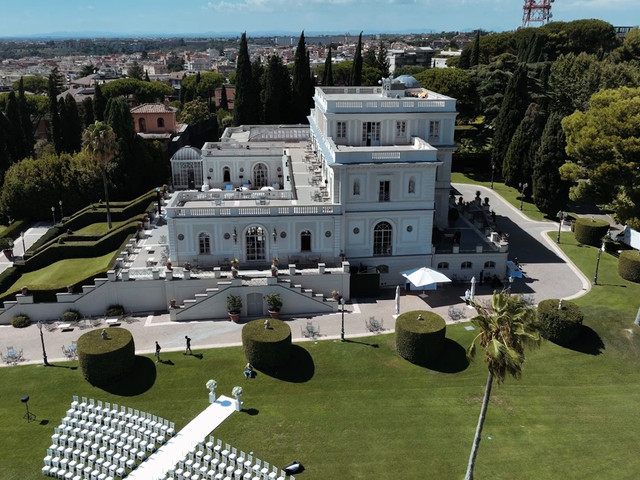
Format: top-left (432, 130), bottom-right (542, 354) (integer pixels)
top-left (166, 76), bottom-right (508, 288)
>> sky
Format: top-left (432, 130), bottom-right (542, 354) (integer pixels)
top-left (0, 0), bottom-right (636, 38)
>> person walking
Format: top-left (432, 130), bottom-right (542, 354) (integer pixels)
top-left (155, 341), bottom-right (161, 363)
top-left (184, 336), bottom-right (192, 355)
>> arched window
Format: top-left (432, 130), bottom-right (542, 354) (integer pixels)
top-left (301, 230), bottom-right (311, 252)
top-left (353, 180), bottom-right (360, 196)
top-left (138, 118), bottom-right (146, 132)
top-left (223, 166), bottom-right (231, 183)
top-left (408, 177), bottom-right (415, 194)
top-left (245, 226), bottom-right (266, 261)
top-left (484, 261), bottom-right (496, 268)
top-left (253, 163), bottom-right (267, 188)
top-left (198, 233), bottom-right (211, 254)
top-left (437, 262), bottom-right (449, 270)
top-left (461, 261), bottom-right (473, 269)
top-left (373, 222), bottom-right (392, 256)
top-left (157, 117), bottom-right (165, 128)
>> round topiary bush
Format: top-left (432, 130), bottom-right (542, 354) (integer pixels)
top-left (537, 299), bottom-right (584, 345)
top-left (77, 327), bottom-right (135, 385)
top-left (60, 309), bottom-right (81, 323)
top-left (11, 314), bottom-right (31, 328)
top-left (618, 250), bottom-right (640, 283)
top-left (573, 218), bottom-right (610, 246)
top-left (242, 318), bottom-right (291, 370)
top-left (395, 310), bottom-right (446, 365)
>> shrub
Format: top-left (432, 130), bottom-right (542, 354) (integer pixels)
top-left (618, 250), bottom-right (640, 283)
top-left (227, 294), bottom-right (242, 314)
top-left (573, 217), bottom-right (610, 246)
top-left (60, 309), bottom-right (81, 323)
top-left (0, 237), bottom-right (14, 250)
top-left (11, 314), bottom-right (31, 328)
top-left (106, 304), bottom-right (125, 317)
top-left (242, 318), bottom-right (291, 369)
top-left (537, 299), bottom-right (584, 344)
top-left (77, 327), bottom-right (135, 385)
top-left (395, 310), bottom-right (446, 365)
top-left (265, 293), bottom-right (282, 312)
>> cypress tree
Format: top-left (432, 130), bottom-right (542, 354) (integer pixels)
top-left (82, 96), bottom-right (95, 127)
top-left (262, 55), bottom-right (291, 124)
top-left (492, 64), bottom-right (529, 187)
top-left (503, 103), bottom-right (547, 188)
top-left (144, 70), bottom-right (151, 82)
top-left (532, 112), bottom-right (570, 215)
top-left (233, 32), bottom-right (259, 125)
top-left (0, 112), bottom-right (10, 180)
top-left (93, 84), bottom-right (106, 121)
top-left (471, 30), bottom-right (481, 66)
top-left (64, 94), bottom-right (82, 153)
top-left (48, 68), bottom-right (63, 154)
top-left (350, 32), bottom-right (363, 86)
top-left (6, 92), bottom-right (26, 162)
top-left (251, 59), bottom-right (264, 124)
top-left (292, 31), bottom-right (312, 123)
top-left (220, 84), bottom-right (229, 111)
top-left (323, 46), bottom-right (334, 86)
top-left (376, 42), bottom-right (390, 78)
top-left (18, 77), bottom-right (34, 157)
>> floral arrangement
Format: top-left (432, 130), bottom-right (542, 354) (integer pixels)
top-left (206, 379), bottom-right (217, 391)
top-left (231, 258), bottom-right (239, 265)
top-left (232, 386), bottom-right (243, 397)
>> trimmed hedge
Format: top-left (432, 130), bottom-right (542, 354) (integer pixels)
top-left (573, 217), bottom-right (610, 246)
top-left (618, 250), bottom-right (640, 283)
top-left (537, 299), bottom-right (584, 345)
top-left (242, 318), bottom-right (292, 369)
top-left (11, 314), bottom-right (31, 328)
top-left (106, 305), bottom-right (125, 317)
top-left (77, 327), bottom-right (135, 385)
top-left (395, 310), bottom-right (446, 365)
top-left (61, 309), bottom-right (81, 323)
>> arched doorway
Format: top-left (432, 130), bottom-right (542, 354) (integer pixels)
top-left (253, 164), bottom-right (267, 188)
top-left (245, 226), bottom-right (266, 261)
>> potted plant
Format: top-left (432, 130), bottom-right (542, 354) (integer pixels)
top-left (227, 294), bottom-right (242, 322)
top-left (0, 237), bottom-right (13, 260)
top-left (331, 290), bottom-right (341, 301)
top-left (265, 293), bottom-right (283, 318)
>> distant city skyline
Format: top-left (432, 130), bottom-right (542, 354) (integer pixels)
top-left (0, 0), bottom-right (637, 39)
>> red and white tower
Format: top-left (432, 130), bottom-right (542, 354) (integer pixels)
top-left (522, 0), bottom-right (553, 28)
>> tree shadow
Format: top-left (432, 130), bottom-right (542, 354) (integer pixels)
top-left (258, 345), bottom-right (314, 383)
top-left (241, 408), bottom-right (259, 416)
top-left (98, 356), bottom-right (157, 396)
top-left (422, 338), bottom-right (470, 373)
top-left (552, 326), bottom-right (605, 356)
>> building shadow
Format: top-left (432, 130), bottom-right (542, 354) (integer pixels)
top-left (258, 345), bottom-right (314, 383)
top-left (99, 356), bottom-right (157, 396)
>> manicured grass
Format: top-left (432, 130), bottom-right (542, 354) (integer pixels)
top-left (73, 221), bottom-right (128, 235)
top-left (7, 251), bottom-right (116, 292)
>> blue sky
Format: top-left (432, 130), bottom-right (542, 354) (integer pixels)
top-left (0, 0), bottom-right (636, 37)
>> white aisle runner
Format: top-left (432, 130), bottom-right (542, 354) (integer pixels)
top-left (127, 395), bottom-right (236, 480)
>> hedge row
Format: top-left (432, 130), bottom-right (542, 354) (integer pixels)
top-left (618, 250), bottom-right (640, 283)
top-left (537, 299), bottom-right (584, 345)
top-left (242, 318), bottom-right (292, 369)
top-left (395, 310), bottom-right (446, 365)
top-left (573, 217), bottom-right (610, 246)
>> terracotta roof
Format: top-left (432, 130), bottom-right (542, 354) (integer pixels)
top-left (130, 103), bottom-right (177, 114)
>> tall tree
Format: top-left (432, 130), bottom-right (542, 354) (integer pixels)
top-left (82, 121), bottom-right (118, 229)
top-left (471, 30), bottom-right (481, 67)
top-left (233, 32), bottom-right (259, 125)
top-left (503, 103), bottom-right (547, 187)
top-left (93, 84), bottom-right (106, 121)
top-left (262, 55), bottom-right (292, 124)
top-left (127, 61), bottom-right (144, 80)
top-left (81, 97), bottom-right (95, 127)
top-left (64, 94), bottom-right (82, 153)
top-left (464, 293), bottom-right (542, 480)
top-left (376, 42), bottom-right (390, 78)
top-left (292, 31), bottom-right (312, 124)
top-left (5, 92), bottom-right (26, 162)
top-left (219, 84), bottom-right (229, 111)
top-left (48, 68), bottom-right (63, 154)
top-left (18, 77), bottom-right (34, 157)
top-left (322, 46), bottom-right (334, 86)
top-left (350, 32), bottom-right (363, 86)
top-left (532, 112), bottom-right (570, 215)
top-left (492, 64), bottom-right (529, 186)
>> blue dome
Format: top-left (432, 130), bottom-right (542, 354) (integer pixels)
top-left (393, 75), bottom-right (420, 88)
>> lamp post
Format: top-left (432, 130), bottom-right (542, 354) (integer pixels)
top-left (20, 231), bottom-right (25, 256)
top-left (51, 206), bottom-right (55, 225)
top-left (155, 187), bottom-right (162, 216)
top-left (59, 200), bottom-right (63, 220)
top-left (340, 297), bottom-right (345, 342)
top-left (36, 321), bottom-right (49, 366)
top-left (593, 241), bottom-right (605, 285)
top-left (556, 211), bottom-right (564, 243)
top-left (490, 163), bottom-right (495, 190)
top-left (518, 182), bottom-right (528, 211)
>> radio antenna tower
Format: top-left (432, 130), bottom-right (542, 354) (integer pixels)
top-left (522, 0), bottom-right (553, 28)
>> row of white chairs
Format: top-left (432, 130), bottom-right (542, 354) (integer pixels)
top-left (43, 396), bottom-right (177, 479)
top-left (164, 436), bottom-right (293, 480)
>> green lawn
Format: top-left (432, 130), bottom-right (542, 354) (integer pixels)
top-left (8, 251), bottom-right (116, 292)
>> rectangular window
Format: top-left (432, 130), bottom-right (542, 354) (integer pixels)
top-left (362, 122), bottom-right (381, 143)
top-left (336, 121), bottom-right (346, 139)
top-left (378, 181), bottom-right (390, 202)
top-left (396, 121), bottom-right (406, 137)
top-left (429, 120), bottom-right (440, 139)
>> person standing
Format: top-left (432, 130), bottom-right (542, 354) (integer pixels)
top-left (184, 336), bottom-right (192, 355)
top-left (155, 341), bottom-right (161, 363)
top-left (465, 289), bottom-right (471, 305)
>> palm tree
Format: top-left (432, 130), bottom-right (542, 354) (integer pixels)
top-left (464, 292), bottom-right (542, 480)
top-left (82, 121), bottom-right (118, 229)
